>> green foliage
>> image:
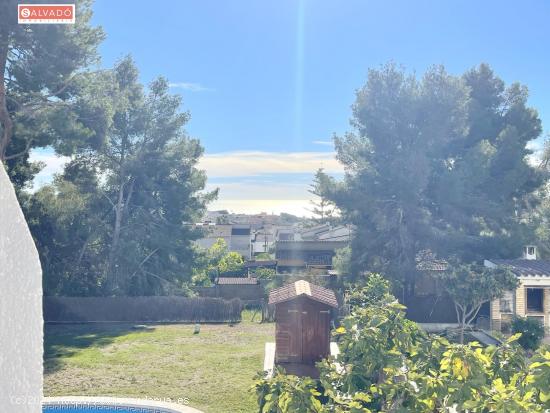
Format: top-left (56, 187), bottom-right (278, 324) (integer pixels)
top-left (218, 252), bottom-right (245, 274)
top-left (208, 238), bottom-right (230, 263)
top-left (332, 246), bottom-right (352, 276)
top-left (255, 281), bottom-right (550, 412)
top-left (435, 262), bottom-right (518, 343)
top-left (512, 316), bottom-right (546, 351)
top-left (308, 168), bottom-right (336, 225)
top-left (191, 238), bottom-right (246, 285)
top-left (255, 252), bottom-right (273, 260)
top-left (346, 273), bottom-right (393, 308)
top-left (318, 63), bottom-right (544, 289)
top-left (252, 368), bottom-right (324, 413)
top-left (253, 268), bottom-right (276, 280)
top-left (27, 58), bottom-right (215, 296)
top-left (1, 0), bottom-right (107, 186)
top-left (191, 270), bottom-right (212, 287)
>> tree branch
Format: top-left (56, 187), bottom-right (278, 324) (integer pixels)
top-left (4, 138), bottom-right (33, 160)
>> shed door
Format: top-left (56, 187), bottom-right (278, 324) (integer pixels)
top-left (301, 304), bottom-right (330, 363)
top-left (286, 307), bottom-right (302, 361)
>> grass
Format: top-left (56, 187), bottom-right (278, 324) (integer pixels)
top-left (44, 311), bottom-right (274, 413)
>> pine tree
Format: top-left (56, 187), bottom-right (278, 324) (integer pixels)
top-left (319, 63), bottom-right (544, 294)
top-left (0, 0), bottom-right (106, 186)
top-left (308, 168), bottom-right (335, 224)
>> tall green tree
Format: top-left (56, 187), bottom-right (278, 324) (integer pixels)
top-left (0, 0), bottom-right (106, 187)
top-left (431, 64), bottom-right (543, 260)
top-left (320, 63), bottom-right (544, 294)
top-left (529, 139), bottom-right (550, 258)
top-left (28, 58), bottom-right (216, 296)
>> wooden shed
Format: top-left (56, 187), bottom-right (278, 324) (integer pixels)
top-left (268, 280), bottom-right (338, 365)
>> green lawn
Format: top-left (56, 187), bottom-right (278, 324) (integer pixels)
top-left (44, 313), bottom-right (274, 413)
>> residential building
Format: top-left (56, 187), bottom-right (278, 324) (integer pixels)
top-left (274, 224), bottom-right (351, 272)
top-left (194, 223), bottom-right (252, 259)
top-left (275, 240), bottom-right (348, 271)
top-left (485, 246), bottom-right (550, 335)
top-left (275, 226), bottom-right (298, 241)
top-left (251, 229), bottom-right (275, 255)
top-left (194, 223), bottom-right (232, 249)
top-left (230, 224), bottom-right (252, 259)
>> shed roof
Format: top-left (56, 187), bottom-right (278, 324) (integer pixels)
top-left (217, 277), bottom-right (258, 285)
top-left (488, 259), bottom-right (550, 277)
top-left (268, 280), bottom-right (338, 307)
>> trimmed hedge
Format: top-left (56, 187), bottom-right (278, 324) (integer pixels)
top-left (44, 296), bottom-right (243, 323)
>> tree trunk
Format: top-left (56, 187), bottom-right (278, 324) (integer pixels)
top-left (455, 303), bottom-right (465, 344)
top-left (0, 35), bottom-right (14, 162)
top-left (106, 179), bottom-right (126, 291)
top-left (459, 312), bottom-right (466, 344)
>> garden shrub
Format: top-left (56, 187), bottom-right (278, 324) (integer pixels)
top-left (512, 316), bottom-right (546, 350)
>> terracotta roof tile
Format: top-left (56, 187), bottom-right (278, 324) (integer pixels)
top-left (268, 280), bottom-right (338, 307)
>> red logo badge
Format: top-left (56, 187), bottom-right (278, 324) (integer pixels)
top-left (18, 4), bottom-right (75, 24)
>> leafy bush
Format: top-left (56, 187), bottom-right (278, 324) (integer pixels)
top-left (252, 368), bottom-right (323, 413)
top-left (192, 238), bottom-right (245, 282)
top-left (346, 272), bottom-right (393, 308)
top-left (512, 316), bottom-right (546, 350)
top-left (253, 267), bottom-right (276, 280)
top-left (255, 252), bottom-right (273, 260)
top-left (218, 251), bottom-right (244, 273)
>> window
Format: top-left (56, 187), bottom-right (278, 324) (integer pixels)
top-left (528, 246), bottom-right (535, 256)
top-left (499, 290), bottom-right (514, 313)
top-left (526, 288), bottom-right (544, 313)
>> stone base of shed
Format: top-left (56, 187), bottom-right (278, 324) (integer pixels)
top-left (263, 341), bottom-right (339, 379)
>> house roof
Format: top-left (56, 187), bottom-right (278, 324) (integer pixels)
top-left (275, 240), bottom-right (348, 251)
top-left (217, 277), bottom-right (258, 285)
top-left (268, 280), bottom-right (338, 307)
top-left (488, 259), bottom-right (550, 277)
top-left (416, 259), bottom-right (449, 272)
top-left (316, 225), bottom-right (352, 242)
top-left (415, 249), bottom-right (449, 272)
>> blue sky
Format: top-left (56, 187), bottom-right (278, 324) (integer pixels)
top-left (34, 0), bottom-right (550, 215)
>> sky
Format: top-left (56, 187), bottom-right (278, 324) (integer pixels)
top-left (32, 0), bottom-right (550, 216)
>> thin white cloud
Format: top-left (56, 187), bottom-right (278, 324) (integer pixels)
top-left (28, 149), bottom-right (70, 190)
top-left (312, 140), bottom-right (333, 146)
top-left (27, 149), bottom-right (340, 216)
top-left (168, 82), bottom-right (214, 92)
top-left (200, 151), bottom-right (343, 215)
top-left (199, 151), bottom-right (342, 177)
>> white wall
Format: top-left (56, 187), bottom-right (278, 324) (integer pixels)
top-left (0, 166), bottom-right (43, 412)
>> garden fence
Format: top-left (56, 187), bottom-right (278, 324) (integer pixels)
top-left (44, 296), bottom-right (243, 323)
